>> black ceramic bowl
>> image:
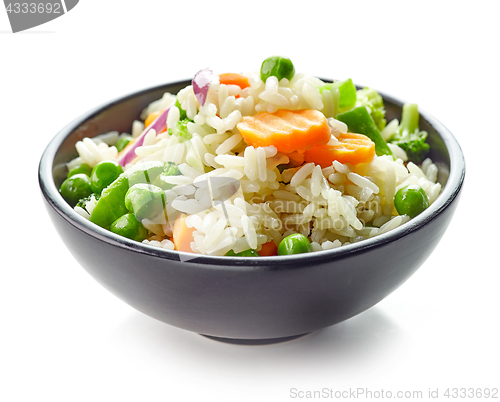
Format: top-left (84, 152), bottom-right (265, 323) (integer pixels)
top-left (39, 79), bottom-right (465, 344)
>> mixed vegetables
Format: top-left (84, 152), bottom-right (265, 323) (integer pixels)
top-left (59, 56), bottom-right (434, 257)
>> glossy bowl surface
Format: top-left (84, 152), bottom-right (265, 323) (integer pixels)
top-left (39, 79), bottom-right (465, 342)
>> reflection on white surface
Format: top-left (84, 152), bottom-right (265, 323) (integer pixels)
top-left (108, 307), bottom-right (411, 390)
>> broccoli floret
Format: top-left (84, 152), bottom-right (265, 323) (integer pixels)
top-left (168, 118), bottom-right (192, 141)
top-left (152, 162), bottom-right (183, 190)
top-left (168, 98), bottom-right (192, 140)
top-left (355, 87), bottom-right (387, 131)
top-left (75, 195), bottom-right (92, 210)
top-left (174, 98), bottom-right (188, 121)
top-left (75, 193), bottom-right (99, 213)
top-left (389, 103), bottom-right (430, 164)
top-left (163, 161), bottom-right (181, 176)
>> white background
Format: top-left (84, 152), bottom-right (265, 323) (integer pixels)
top-left (1, 1), bottom-right (499, 401)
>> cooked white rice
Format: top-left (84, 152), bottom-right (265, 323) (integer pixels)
top-left (69, 69), bottom-right (442, 256)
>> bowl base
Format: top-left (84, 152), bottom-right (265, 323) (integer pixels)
top-left (200, 333), bottom-right (310, 345)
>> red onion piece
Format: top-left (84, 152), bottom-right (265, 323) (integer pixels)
top-left (116, 105), bottom-right (171, 166)
top-left (192, 68), bottom-right (212, 106)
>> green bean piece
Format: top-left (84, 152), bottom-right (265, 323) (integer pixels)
top-left (277, 233), bottom-right (313, 255)
top-left (109, 213), bottom-right (148, 242)
top-left (115, 134), bottom-right (133, 152)
top-left (225, 249), bottom-right (260, 257)
top-left (319, 79), bottom-right (357, 112)
top-left (125, 183), bottom-right (166, 221)
top-left (336, 106), bottom-right (392, 156)
top-left (260, 56), bottom-right (295, 82)
top-left (90, 160), bottom-right (124, 195)
top-left (394, 184), bottom-right (430, 218)
top-left (60, 173), bottom-right (93, 206)
top-left (90, 161), bottom-right (167, 229)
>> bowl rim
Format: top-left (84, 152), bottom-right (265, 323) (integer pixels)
top-left (39, 79), bottom-right (466, 268)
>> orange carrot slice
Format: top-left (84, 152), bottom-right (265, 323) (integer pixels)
top-left (145, 111), bottom-right (160, 127)
top-left (285, 150), bottom-right (305, 167)
top-left (304, 132), bottom-right (375, 168)
top-left (219, 73), bottom-right (250, 89)
top-left (258, 240), bottom-right (278, 256)
top-left (172, 213), bottom-right (196, 253)
top-left (145, 111), bottom-right (167, 133)
top-left (237, 109), bottom-right (330, 154)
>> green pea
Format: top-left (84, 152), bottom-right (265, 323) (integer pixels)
top-left (394, 184), bottom-right (430, 218)
top-left (125, 183), bottom-right (166, 221)
top-left (225, 249), bottom-right (260, 257)
top-left (260, 56), bottom-right (295, 82)
top-left (115, 134), bottom-right (133, 152)
top-left (67, 162), bottom-right (92, 178)
top-left (90, 161), bottom-right (167, 229)
top-left (60, 173), bottom-right (93, 206)
top-left (90, 160), bottom-right (124, 195)
top-left (277, 233), bottom-right (312, 255)
top-left (109, 213), bottom-right (148, 242)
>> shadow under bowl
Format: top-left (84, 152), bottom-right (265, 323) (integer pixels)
top-left (39, 79), bottom-right (465, 343)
